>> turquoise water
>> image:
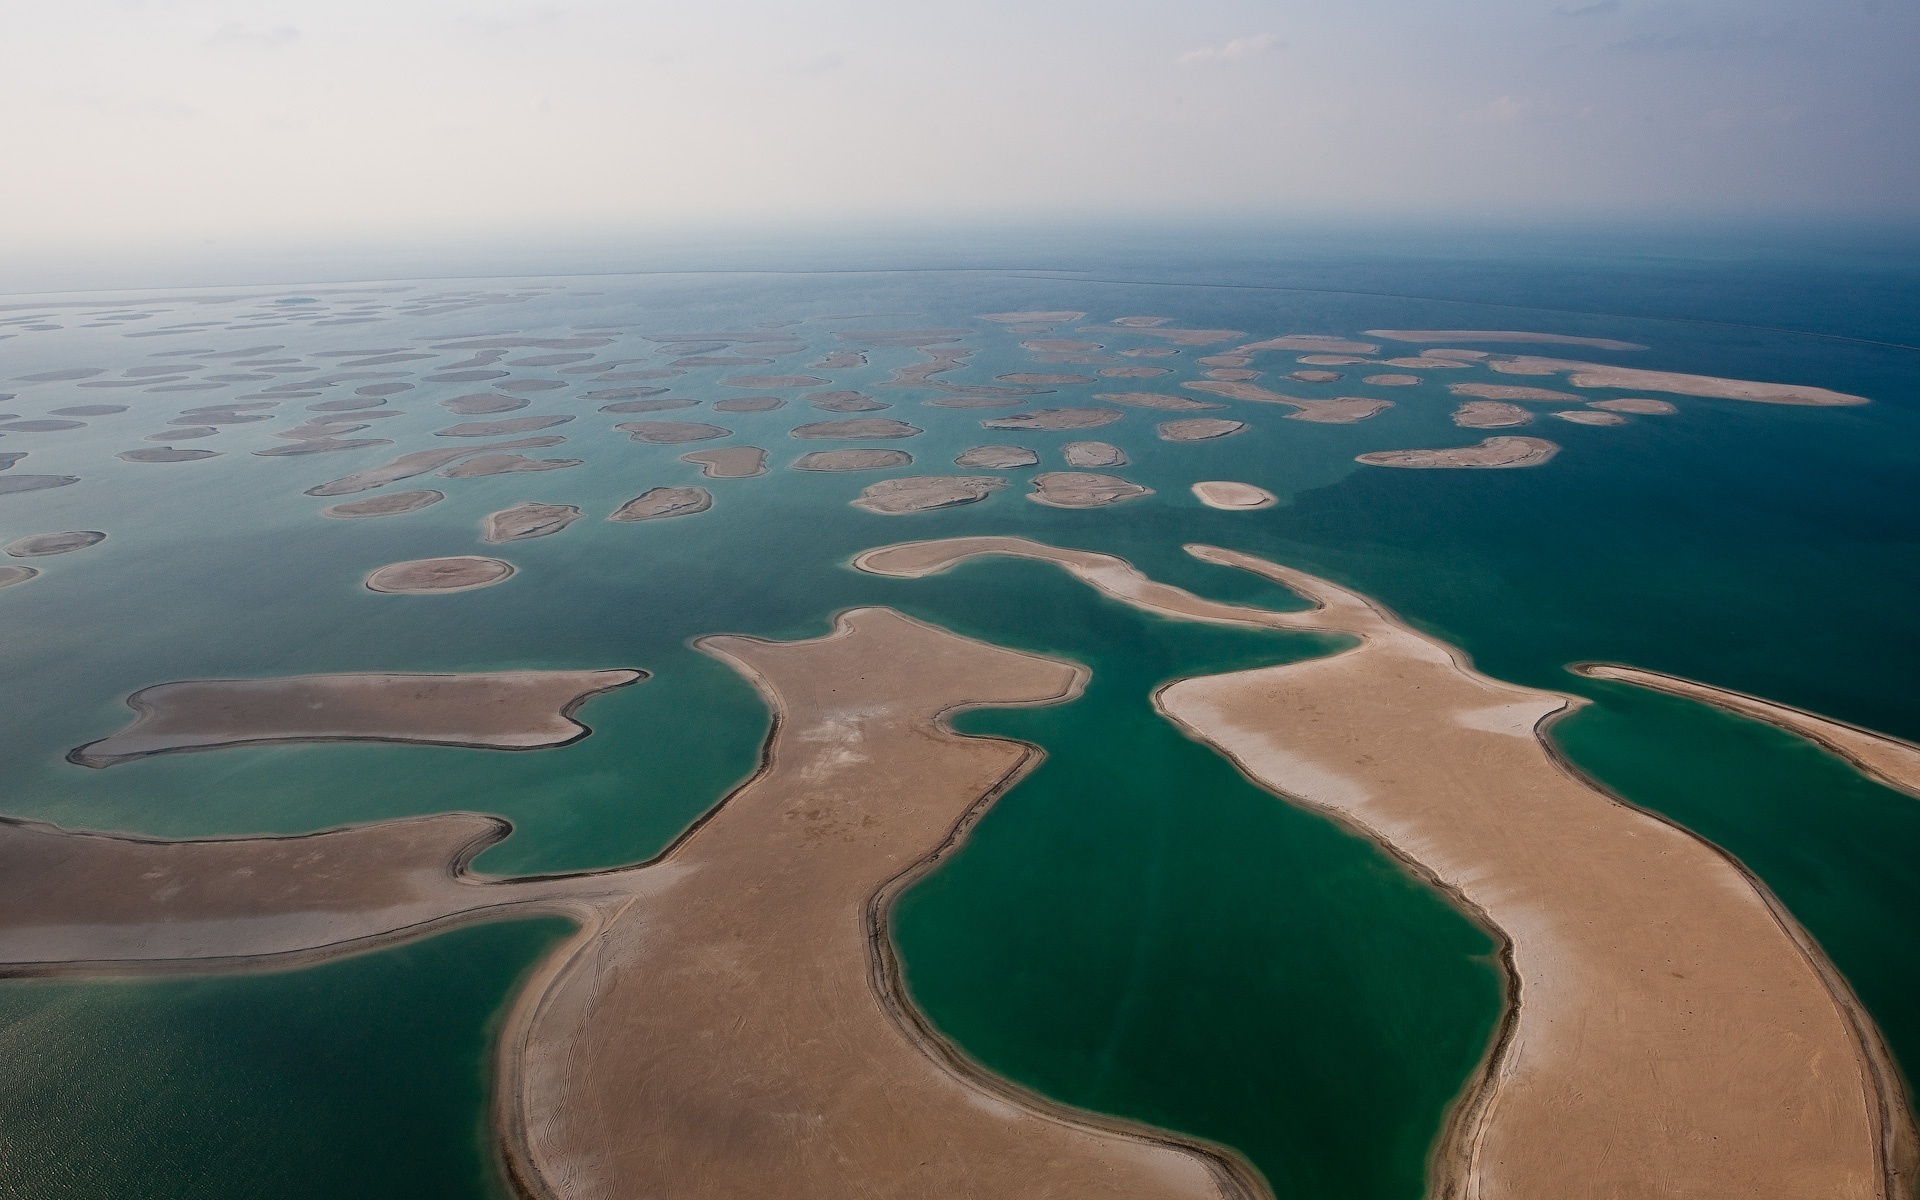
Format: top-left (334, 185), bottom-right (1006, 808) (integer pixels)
top-left (1, 226), bottom-right (1915, 1198)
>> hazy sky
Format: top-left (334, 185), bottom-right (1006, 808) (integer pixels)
top-left (4, 0), bottom-right (1917, 257)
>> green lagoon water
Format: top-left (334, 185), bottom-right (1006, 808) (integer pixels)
top-left (1, 228), bottom-right (1916, 1198)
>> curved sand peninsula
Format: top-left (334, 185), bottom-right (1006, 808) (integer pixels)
top-left (854, 536), bottom-right (1916, 1200)
top-left (1358, 436), bottom-right (1560, 468)
top-left (1573, 664), bottom-right (1920, 801)
top-left (1367, 330), bottom-right (1649, 352)
top-left (619, 421), bottom-right (729, 444)
top-left (792, 418), bottom-right (922, 439)
top-left (610, 486), bottom-right (713, 521)
top-left (852, 475), bottom-right (1005, 514)
top-left (1191, 481), bottom-right (1276, 510)
top-left (322, 490), bottom-right (444, 518)
top-left (1452, 401), bottom-right (1532, 428)
top-left (1063, 441), bottom-right (1126, 467)
top-left (1485, 357), bottom-right (1868, 405)
top-left (1182, 381), bottom-right (1390, 423)
top-left (1027, 472), bottom-right (1151, 508)
top-left (982, 407), bottom-right (1122, 432)
top-left (682, 446), bottom-right (769, 478)
top-left (1159, 418), bottom-right (1246, 442)
top-left (6, 530), bottom-right (105, 557)
top-left (792, 448), bottom-right (912, 471)
top-left (483, 503), bottom-right (582, 543)
top-left (70, 669), bottom-right (640, 767)
top-left (366, 556), bottom-right (514, 594)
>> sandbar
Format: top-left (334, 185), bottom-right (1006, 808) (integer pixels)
top-left (979, 310), bottom-right (1087, 322)
top-left (600, 398), bottom-right (696, 413)
top-left (1203, 369), bottom-right (1260, 382)
top-left (583, 387), bottom-right (669, 401)
top-left (51, 405), bottom-right (128, 416)
top-left (791, 449), bottom-right (912, 471)
top-left (1191, 481), bottom-right (1276, 510)
top-left (1237, 336), bottom-right (1378, 355)
top-left (7, 531), bottom-right (105, 557)
top-left (1367, 329), bottom-right (1649, 351)
top-left (1484, 357), bottom-right (1867, 405)
top-left (322, 490), bottom-right (444, 518)
top-left (854, 536), bottom-right (1914, 1200)
top-left (682, 446), bottom-right (769, 478)
top-left (957, 444), bottom-right (1039, 468)
top-left (0, 565), bottom-right (37, 588)
top-left (1093, 392), bottom-right (1221, 411)
top-left (1183, 381), bottom-right (1390, 423)
top-left (1159, 418), bottom-right (1246, 441)
top-left (1290, 371), bottom-right (1341, 382)
top-left (307, 437), bottom-right (568, 495)
top-left (982, 408), bottom-right (1122, 431)
top-left (1027, 472), bottom-right (1151, 508)
top-left (1100, 366), bottom-right (1172, 378)
top-left (438, 415), bottom-right (572, 437)
top-left (439, 454), bottom-right (582, 478)
top-left (1362, 374), bottom-right (1420, 387)
top-left (1588, 397), bottom-right (1677, 414)
top-left (999, 372), bottom-right (1094, 385)
top-left (1063, 441), bottom-right (1126, 467)
top-left (118, 448), bottom-right (219, 462)
top-left (1452, 401), bottom-right (1532, 428)
top-left (70, 669), bottom-right (638, 767)
top-left (712, 396), bottom-right (786, 413)
top-left (1450, 382), bottom-right (1581, 402)
top-left (791, 418), bottom-right (922, 439)
top-left (852, 475), bottom-right (1004, 514)
top-left (619, 421), bottom-right (730, 444)
top-left (724, 374), bottom-right (828, 389)
top-left (365, 556), bottom-right (515, 594)
top-left (1357, 436), bottom-right (1559, 468)
top-left (812, 350), bottom-right (867, 369)
top-left (1296, 355), bottom-right (1369, 366)
top-left (1553, 409), bottom-right (1626, 426)
top-left (483, 503), bottom-right (583, 543)
top-left (609, 486), bottom-right (712, 521)
top-left (0, 475), bottom-right (79, 494)
top-left (806, 390), bottom-right (888, 412)
top-left (1077, 326), bottom-right (1244, 346)
top-left (1119, 347), bottom-right (1179, 358)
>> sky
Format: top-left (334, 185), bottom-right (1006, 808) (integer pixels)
top-left (3, 0), bottom-right (1917, 280)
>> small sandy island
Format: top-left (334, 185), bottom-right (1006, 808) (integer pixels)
top-left (1452, 401), bottom-right (1532, 428)
top-left (0, 565), bottom-right (40, 588)
top-left (1237, 335), bottom-right (1379, 355)
top-left (1362, 374), bottom-right (1420, 387)
top-left (1367, 330), bottom-right (1649, 351)
top-left (1588, 397), bottom-right (1677, 414)
top-left (724, 374), bottom-right (828, 390)
top-left (0, 475), bottom-right (79, 495)
top-left (601, 398), bottom-right (697, 413)
top-left (118, 448), bottom-right (219, 462)
top-left (610, 486), bottom-right (713, 521)
top-left (483, 503), bottom-right (582, 543)
top-left (982, 408), bottom-right (1122, 431)
top-left (437, 415), bottom-right (573, 437)
top-left (1553, 409), bottom-right (1627, 426)
top-left (440, 453), bottom-right (582, 478)
top-left (1159, 418), bottom-right (1246, 442)
top-left (853, 536), bottom-right (1915, 1200)
top-left (1027, 472), bottom-right (1151, 508)
top-left (1485, 357), bottom-right (1868, 405)
top-left (322, 490), bottom-right (444, 518)
top-left (1357, 436), bottom-right (1560, 468)
top-left (1063, 441), bottom-right (1126, 467)
top-left (979, 310), bottom-right (1087, 323)
top-left (956, 445), bottom-right (1039, 468)
top-left (682, 446), bottom-right (769, 478)
top-left (806, 390), bottom-right (888, 412)
top-left (1092, 392), bottom-right (1220, 411)
top-left (308, 437), bottom-right (568, 496)
top-left (999, 372), bottom-right (1094, 386)
top-left (713, 396), bottom-right (786, 413)
top-left (442, 393), bottom-right (528, 415)
top-left (1290, 370), bottom-right (1342, 383)
top-left (1099, 366), bottom-right (1172, 379)
top-left (852, 475), bottom-right (1005, 514)
top-left (366, 556), bottom-right (515, 594)
top-left (792, 418), bottom-right (923, 440)
top-left (792, 449), bottom-right (912, 471)
top-left (619, 420), bottom-right (730, 444)
top-left (1191, 481), bottom-right (1276, 510)
top-left (1184, 381), bottom-right (1390, 423)
top-left (6, 531), bottom-right (105, 557)
top-left (70, 669), bottom-right (639, 767)
top-left (1451, 382), bottom-right (1582, 403)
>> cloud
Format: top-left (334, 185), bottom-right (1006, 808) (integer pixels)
top-left (204, 23), bottom-right (300, 49)
top-left (1553, 0), bottom-right (1620, 16)
top-left (1176, 33), bottom-right (1278, 67)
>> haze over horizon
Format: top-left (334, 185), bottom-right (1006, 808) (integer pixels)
top-left (5, 0), bottom-right (1916, 282)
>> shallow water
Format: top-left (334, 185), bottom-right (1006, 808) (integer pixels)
top-left (0, 226), bottom-right (1915, 1198)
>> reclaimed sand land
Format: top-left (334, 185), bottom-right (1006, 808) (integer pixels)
top-left (855, 536), bottom-right (1916, 1200)
top-left (1191, 481), bottom-right (1276, 510)
top-left (1358, 436), bottom-right (1559, 468)
top-left (365, 556), bottom-right (515, 594)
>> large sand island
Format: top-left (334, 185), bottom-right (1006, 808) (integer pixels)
top-left (854, 536), bottom-right (1916, 1200)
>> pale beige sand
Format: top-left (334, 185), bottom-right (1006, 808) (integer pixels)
top-left (584, 387), bottom-right (670, 401)
top-left (118, 448), bottom-right (219, 462)
top-left (1100, 366), bottom-right (1173, 378)
top-left (674, 356), bottom-right (772, 368)
top-left (791, 417), bottom-right (923, 439)
top-left (0, 565), bottom-right (38, 588)
top-left (812, 350), bottom-right (867, 369)
top-left (508, 608), bottom-right (1250, 1200)
top-left (600, 398), bottom-right (697, 414)
top-left (1063, 441), bottom-right (1127, 467)
top-left (852, 475), bottom-right (1005, 514)
top-left (1452, 401), bottom-right (1532, 429)
top-left (681, 446), bottom-right (769, 478)
top-left (1367, 330), bottom-right (1649, 351)
top-left (1423, 349), bottom-right (1489, 360)
top-left (1237, 336), bottom-right (1379, 355)
top-left (1553, 409), bottom-right (1627, 426)
top-left (1020, 339), bottom-right (1103, 353)
top-left (437, 415), bottom-right (573, 437)
top-left (724, 373), bottom-right (829, 389)
top-left (1589, 397), bottom-right (1677, 414)
top-left (957, 444), bottom-right (1040, 468)
top-left (1385, 357), bottom-right (1469, 369)
top-left (1119, 347), bottom-right (1179, 358)
top-left (1159, 418), bottom-right (1247, 442)
top-left (439, 454), bottom-right (582, 478)
top-left (1111, 316), bottom-right (1174, 327)
top-left (483, 503), bottom-right (583, 543)
top-left (979, 310), bottom-right (1088, 323)
top-left (6, 531), bottom-right (105, 557)
top-left (792, 448), bottom-right (912, 471)
top-left (1092, 391), bottom-right (1221, 411)
top-left (712, 396), bottom-right (786, 413)
top-left (1028, 472), bottom-right (1152, 508)
top-left (1078, 326), bottom-right (1245, 346)
top-left (1450, 382), bottom-right (1582, 402)
top-left (307, 437), bottom-right (567, 496)
top-left (1573, 665), bottom-right (1920, 801)
top-left (1363, 374), bottom-right (1420, 387)
top-left (1358, 436), bottom-right (1559, 468)
top-left (1034, 354), bottom-right (1113, 365)
top-left (1183, 381), bottom-right (1390, 423)
top-left (1198, 355), bottom-right (1253, 368)
top-left (806, 390), bottom-right (888, 412)
top-left (1289, 370), bottom-right (1342, 383)
top-left (1191, 482), bottom-right (1276, 510)
top-left (983, 408), bottom-right (1123, 431)
top-left (1485, 357), bottom-right (1869, 405)
top-left (854, 536), bottom-right (1915, 1200)
top-left (618, 421), bottom-right (730, 444)
top-left (71, 670), bottom-right (638, 767)
top-left (1203, 369), bottom-right (1261, 382)
top-left (1297, 355), bottom-right (1371, 365)
top-left (322, 490), bottom-right (444, 518)
top-left (609, 486), bottom-right (712, 521)
top-left (255, 437), bottom-right (392, 458)
top-left (999, 372), bottom-right (1095, 385)
top-left (366, 556), bottom-right (515, 594)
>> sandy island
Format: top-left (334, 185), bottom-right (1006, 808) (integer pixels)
top-left (1553, 409), bottom-right (1626, 426)
top-left (853, 535), bottom-right (1917, 1200)
top-left (806, 390), bottom-right (888, 412)
top-left (619, 421), bottom-right (729, 444)
top-left (1184, 381), bottom-right (1390, 423)
top-left (1367, 330), bottom-right (1649, 351)
top-left (791, 418), bottom-right (922, 440)
top-left (1028, 472), bottom-right (1151, 508)
top-left (1159, 418), bottom-right (1246, 442)
top-left (0, 565), bottom-right (39, 588)
top-left (792, 449), bottom-right (912, 471)
top-left (1485, 357), bottom-right (1868, 405)
top-left (682, 446), bottom-right (769, 478)
top-left (983, 408), bottom-right (1122, 432)
top-left (1357, 436), bottom-right (1559, 468)
top-left (1063, 441), bottom-right (1126, 467)
top-left (442, 393), bottom-right (529, 415)
top-left (1452, 401), bottom-right (1532, 428)
top-left (322, 490), bottom-right (444, 518)
top-left (366, 556), bottom-right (515, 594)
top-left (957, 444), bottom-right (1039, 468)
top-left (7, 531), bottom-right (105, 557)
top-left (600, 398), bottom-right (696, 413)
top-left (1092, 392), bottom-right (1221, 411)
top-left (483, 503), bottom-right (583, 543)
top-left (439, 453), bottom-right (582, 478)
top-left (307, 437), bottom-right (568, 496)
top-left (713, 396), bottom-right (786, 413)
top-left (1191, 482), bottom-right (1276, 510)
top-left (852, 475), bottom-right (1005, 514)
top-left (610, 486), bottom-right (712, 521)
top-left (1237, 336), bottom-right (1379, 356)
top-left (1589, 397), bottom-right (1677, 414)
top-left (70, 670), bottom-right (639, 767)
